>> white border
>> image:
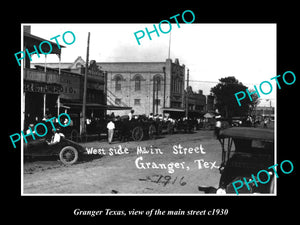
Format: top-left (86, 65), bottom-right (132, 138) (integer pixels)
top-left (20, 23), bottom-right (277, 196)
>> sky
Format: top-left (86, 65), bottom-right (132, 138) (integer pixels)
top-left (26, 23), bottom-right (276, 107)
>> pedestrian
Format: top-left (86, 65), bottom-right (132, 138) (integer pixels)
top-left (128, 110), bottom-right (134, 121)
top-left (107, 119), bottom-right (115, 144)
top-left (148, 113), bottom-right (153, 119)
top-left (215, 116), bottom-right (222, 139)
top-left (263, 118), bottom-right (268, 128)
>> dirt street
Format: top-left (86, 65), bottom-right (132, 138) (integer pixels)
top-left (23, 130), bottom-right (223, 194)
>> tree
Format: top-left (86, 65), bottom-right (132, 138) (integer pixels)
top-left (210, 76), bottom-right (259, 118)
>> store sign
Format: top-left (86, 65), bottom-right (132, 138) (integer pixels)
top-left (24, 81), bottom-right (61, 94)
top-left (24, 74), bottom-right (80, 100)
top-left (59, 74), bottom-right (80, 99)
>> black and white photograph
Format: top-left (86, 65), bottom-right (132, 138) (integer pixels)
top-left (19, 23), bottom-right (277, 195)
top-left (5, 4), bottom-right (298, 223)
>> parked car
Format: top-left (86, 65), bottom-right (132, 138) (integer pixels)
top-left (198, 127), bottom-right (275, 194)
top-left (217, 127), bottom-right (274, 194)
top-left (24, 136), bottom-right (86, 165)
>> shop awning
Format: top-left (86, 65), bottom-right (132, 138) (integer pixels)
top-left (62, 102), bottom-right (132, 110)
top-left (24, 32), bottom-right (65, 55)
top-left (161, 107), bottom-right (185, 112)
top-left (106, 105), bottom-right (132, 110)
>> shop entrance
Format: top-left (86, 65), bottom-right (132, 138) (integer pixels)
top-left (24, 92), bottom-right (59, 127)
top-left (25, 92), bottom-right (43, 125)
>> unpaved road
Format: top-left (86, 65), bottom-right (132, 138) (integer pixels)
top-left (23, 130), bottom-right (223, 194)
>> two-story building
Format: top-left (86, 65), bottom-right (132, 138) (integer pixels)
top-left (98, 58), bottom-right (185, 116)
top-left (23, 26), bottom-right (64, 127)
top-left (184, 86), bottom-right (206, 115)
top-left (24, 28), bottom-right (107, 130)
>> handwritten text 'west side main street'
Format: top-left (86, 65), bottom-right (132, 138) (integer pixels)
top-left (85, 144), bottom-right (219, 174)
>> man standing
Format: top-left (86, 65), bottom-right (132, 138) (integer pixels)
top-left (128, 110), bottom-right (135, 121)
top-left (107, 120), bottom-right (115, 144)
top-left (215, 115), bottom-right (222, 139)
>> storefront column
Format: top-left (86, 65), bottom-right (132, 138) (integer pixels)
top-left (44, 55), bottom-right (47, 72)
top-left (57, 96), bottom-right (60, 117)
top-left (58, 54), bottom-right (61, 75)
top-left (22, 92), bottom-right (25, 129)
top-left (43, 93), bottom-right (46, 118)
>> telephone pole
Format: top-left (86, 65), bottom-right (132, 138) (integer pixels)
top-left (185, 69), bottom-right (189, 118)
top-left (81, 32), bottom-right (90, 135)
top-left (163, 66), bottom-right (166, 118)
top-left (152, 77), bottom-right (155, 114)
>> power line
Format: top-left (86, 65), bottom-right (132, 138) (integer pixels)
top-left (188, 80), bottom-right (219, 84)
top-left (188, 79), bottom-right (258, 86)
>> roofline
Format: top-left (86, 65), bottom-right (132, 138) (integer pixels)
top-left (24, 32), bottom-right (66, 48)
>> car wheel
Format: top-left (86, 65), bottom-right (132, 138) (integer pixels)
top-left (167, 123), bottom-right (174, 134)
top-left (132, 126), bottom-right (144, 141)
top-left (59, 146), bottom-right (79, 165)
top-left (148, 125), bottom-right (156, 139)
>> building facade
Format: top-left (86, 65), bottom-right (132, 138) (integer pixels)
top-left (97, 58), bottom-right (185, 116)
top-left (23, 26), bottom-right (64, 127)
top-left (34, 57), bottom-right (186, 116)
top-left (255, 106), bottom-right (275, 120)
top-left (206, 94), bottom-right (215, 112)
top-left (185, 86), bottom-right (206, 114)
top-left (25, 27), bottom-right (106, 129)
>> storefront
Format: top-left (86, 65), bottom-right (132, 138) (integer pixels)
top-left (23, 26), bottom-right (64, 128)
top-left (24, 78), bottom-right (62, 127)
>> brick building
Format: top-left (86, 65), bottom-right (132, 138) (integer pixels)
top-left (185, 86), bottom-right (206, 113)
top-left (98, 58), bottom-right (185, 116)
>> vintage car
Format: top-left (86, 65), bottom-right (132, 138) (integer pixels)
top-left (24, 136), bottom-right (86, 165)
top-left (66, 115), bottom-right (160, 143)
top-left (217, 127), bottom-right (275, 194)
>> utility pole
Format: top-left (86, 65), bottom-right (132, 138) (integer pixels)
top-left (104, 71), bottom-right (107, 117)
top-left (163, 66), bottom-right (166, 118)
top-left (152, 77), bottom-right (155, 115)
top-left (185, 68), bottom-right (189, 118)
top-left (268, 99), bottom-right (272, 120)
top-left (81, 32), bottom-right (90, 135)
top-left (156, 76), bottom-right (159, 115)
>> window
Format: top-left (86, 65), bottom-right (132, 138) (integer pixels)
top-left (179, 80), bottom-right (183, 94)
top-left (153, 77), bottom-right (161, 91)
top-left (135, 76), bottom-right (141, 91)
top-left (115, 76), bottom-right (121, 91)
top-left (115, 98), bottom-right (121, 105)
top-left (172, 78), bottom-right (182, 93)
top-left (171, 102), bottom-right (181, 108)
top-left (172, 78), bottom-right (179, 93)
top-left (75, 63), bottom-right (82, 68)
top-left (134, 99), bottom-right (141, 105)
top-left (155, 99), bottom-right (161, 105)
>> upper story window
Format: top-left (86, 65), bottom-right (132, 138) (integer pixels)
top-left (135, 76), bottom-right (141, 91)
top-left (172, 77), bottom-right (183, 94)
top-left (153, 76), bottom-right (161, 91)
top-left (114, 75), bottom-right (123, 91)
top-left (115, 98), bottom-right (121, 105)
top-left (134, 99), bottom-right (141, 105)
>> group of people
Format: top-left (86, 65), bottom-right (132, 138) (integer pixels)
top-left (105, 110), bottom-right (201, 144)
top-left (24, 114), bottom-right (69, 145)
top-left (106, 110), bottom-right (175, 144)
